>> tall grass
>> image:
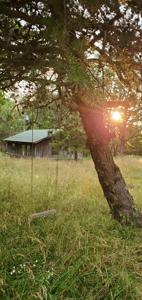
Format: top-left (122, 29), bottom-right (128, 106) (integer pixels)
top-left (0, 155), bottom-right (142, 299)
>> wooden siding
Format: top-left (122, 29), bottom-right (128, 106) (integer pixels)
top-left (34, 140), bottom-right (52, 157)
top-left (5, 138), bottom-right (52, 158)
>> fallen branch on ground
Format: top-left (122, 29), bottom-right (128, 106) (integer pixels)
top-left (29, 209), bottom-right (56, 221)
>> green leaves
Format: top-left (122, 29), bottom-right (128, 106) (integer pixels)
top-left (67, 54), bottom-right (89, 85)
top-left (0, 0), bottom-right (141, 108)
top-left (0, 92), bottom-right (23, 138)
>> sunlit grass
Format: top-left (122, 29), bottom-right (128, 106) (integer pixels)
top-left (0, 155), bottom-right (142, 299)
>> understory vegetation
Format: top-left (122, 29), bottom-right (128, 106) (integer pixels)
top-left (0, 156), bottom-right (142, 300)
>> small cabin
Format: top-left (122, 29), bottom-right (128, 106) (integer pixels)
top-left (4, 129), bottom-right (56, 157)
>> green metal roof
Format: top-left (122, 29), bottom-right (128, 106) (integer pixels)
top-left (4, 129), bottom-right (56, 144)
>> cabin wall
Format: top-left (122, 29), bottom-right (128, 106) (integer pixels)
top-left (5, 142), bottom-right (35, 157)
top-left (5, 140), bottom-right (51, 157)
top-left (4, 139), bottom-right (83, 159)
top-left (6, 142), bottom-right (22, 156)
top-left (35, 140), bottom-right (51, 157)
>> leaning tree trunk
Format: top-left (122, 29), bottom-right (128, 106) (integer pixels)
top-left (79, 105), bottom-right (142, 225)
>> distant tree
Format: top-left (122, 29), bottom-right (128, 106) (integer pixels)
top-left (0, 0), bottom-right (142, 224)
top-left (107, 103), bottom-right (142, 156)
top-left (0, 92), bottom-right (23, 139)
top-left (53, 112), bottom-right (87, 160)
top-left (126, 106), bottom-right (142, 155)
top-left (36, 105), bottom-right (87, 159)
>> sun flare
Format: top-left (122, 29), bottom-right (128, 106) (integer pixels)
top-left (111, 111), bottom-right (122, 122)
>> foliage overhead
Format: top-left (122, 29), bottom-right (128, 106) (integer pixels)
top-left (0, 0), bottom-right (141, 108)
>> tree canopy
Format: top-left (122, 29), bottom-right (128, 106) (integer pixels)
top-left (0, 0), bottom-right (141, 106)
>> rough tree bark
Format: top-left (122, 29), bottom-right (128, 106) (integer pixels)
top-left (79, 105), bottom-right (142, 225)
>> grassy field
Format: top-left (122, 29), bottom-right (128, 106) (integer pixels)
top-left (0, 155), bottom-right (142, 300)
